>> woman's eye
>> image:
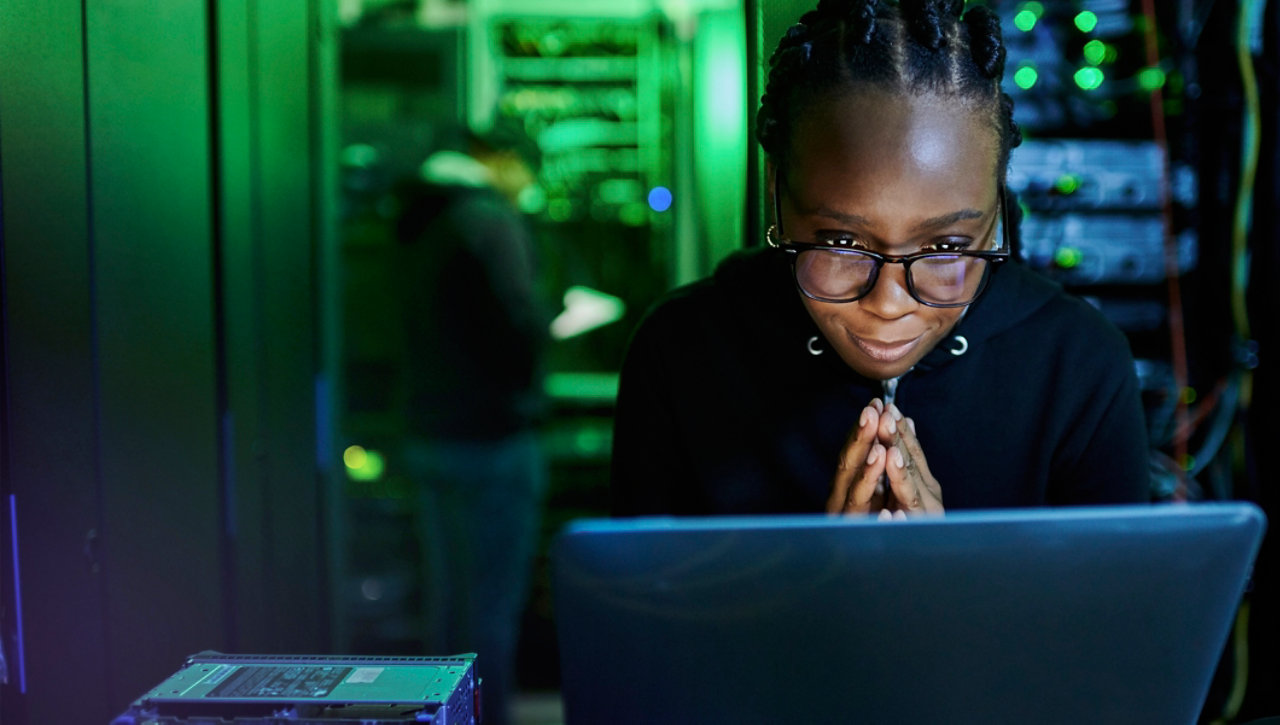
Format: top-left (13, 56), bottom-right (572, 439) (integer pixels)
top-left (927, 238), bottom-right (972, 252)
top-left (817, 235), bottom-right (867, 249)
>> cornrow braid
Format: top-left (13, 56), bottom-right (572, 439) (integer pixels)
top-left (757, 22), bottom-right (816, 158)
top-left (901, 0), bottom-right (960, 50)
top-left (757, 0), bottom-right (1023, 179)
top-left (963, 4), bottom-right (1006, 78)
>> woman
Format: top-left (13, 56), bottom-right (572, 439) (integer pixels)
top-left (611, 0), bottom-right (1149, 516)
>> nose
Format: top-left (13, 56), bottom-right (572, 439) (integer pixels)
top-left (857, 263), bottom-right (918, 320)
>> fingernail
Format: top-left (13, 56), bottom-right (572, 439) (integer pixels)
top-left (907, 418), bottom-right (916, 435)
top-left (878, 509), bottom-right (892, 521)
top-left (859, 407), bottom-right (871, 428)
top-left (887, 416), bottom-right (897, 434)
top-left (892, 447), bottom-right (905, 469)
top-left (866, 444), bottom-right (880, 465)
top-left (890, 404), bottom-right (903, 421)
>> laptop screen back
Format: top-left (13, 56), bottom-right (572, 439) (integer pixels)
top-left (552, 503), bottom-right (1265, 725)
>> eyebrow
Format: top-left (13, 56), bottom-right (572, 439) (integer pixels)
top-left (809, 205), bottom-right (987, 232)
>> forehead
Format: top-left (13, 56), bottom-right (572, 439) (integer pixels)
top-left (784, 89), bottom-right (1000, 208)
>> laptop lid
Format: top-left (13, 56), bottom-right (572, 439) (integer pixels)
top-left (552, 503), bottom-right (1265, 725)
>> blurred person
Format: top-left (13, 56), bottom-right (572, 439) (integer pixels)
top-left (393, 120), bottom-right (549, 725)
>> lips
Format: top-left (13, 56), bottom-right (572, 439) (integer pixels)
top-left (848, 332), bottom-right (924, 363)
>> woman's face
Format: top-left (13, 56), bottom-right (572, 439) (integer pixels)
top-left (774, 89), bottom-right (1002, 380)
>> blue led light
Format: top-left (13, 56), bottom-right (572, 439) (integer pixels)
top-left (648, 186), bottom-right (673, 212)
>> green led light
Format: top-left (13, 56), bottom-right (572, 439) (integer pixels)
top-left (1074, 10), bottom-right (1099, 33)
top-left (1023, 1), bottom-right (1045, 16)
top-left (343, 445), bottom-right (367, 470)
top-left (1054, 246), bottom-right (1084, 269)
top-left (1014, 9), bottom-right (1038, 32)
top-left (1083, 39), bottom-right (1107, 66)
top-left (1013, 65), bottom-right (1039, 90)
top-left (1181, 386), bottom-right (1198, 405)
top-left (1074, 66), bottom-right (1105, 91)
top-left (1054, 175), bottom-right (1081, 194)
top-left (1180, 454), bottom-right (1196, 472)
top-left (1138, 67), bottom-right (1167, 91)
top-left (345, 445), bottom-right (385, 482)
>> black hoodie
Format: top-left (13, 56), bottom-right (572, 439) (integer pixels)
top-left (611, 246), bottom-right (1149, 515)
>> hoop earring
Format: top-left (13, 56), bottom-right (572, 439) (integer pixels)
top-left (766, 224), bottom-right (782, 248)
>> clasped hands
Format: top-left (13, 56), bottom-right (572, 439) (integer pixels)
top-left (826, 398), bottom-right (944, 518)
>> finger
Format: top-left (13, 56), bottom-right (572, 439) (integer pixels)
top-left (885, 443), bottom-right (925, 511)
top-left (885, 407), bottom-right (937, 485)
top-left (886, 438), bottom-right (944, 514)
top-left (842, 443), bottom-right (886, 513)
top-left (826, 406), bottom-right (881, 513)
top-left (897, 416), bottom-right (937, 482)
top-left (869, 397), bottom-right (884, 414)
top-left (876, 402), bottom-right (902, 446)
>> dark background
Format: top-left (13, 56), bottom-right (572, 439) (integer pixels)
top-left (1, 0), bottom-right (1276, 722)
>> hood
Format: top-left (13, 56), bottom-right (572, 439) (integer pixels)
top-left (911, 257), bottom-right (1062, 372)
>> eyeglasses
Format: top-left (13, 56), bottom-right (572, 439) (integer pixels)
top-left (769, 182), bottom-right (1012, 308)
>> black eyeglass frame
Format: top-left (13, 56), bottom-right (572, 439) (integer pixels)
top-left (768, 173), bottom-right (1013, 308)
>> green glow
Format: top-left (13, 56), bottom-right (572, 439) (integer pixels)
top-left (1074, 11), bottom-right (1099, 33)
top-left (547, 198), bottom-right (573, 222)
top-left (1083, 40), bottom-right (1107, 66)
top-left (1180, 454), bottom-right (1196, 471)
top-left (1014, 10), bottom-right (1038, 32)
top-left (1074, 67), bottom-right (1105, 90)
top-left (1023, 1), bottom-right (1044, 16)
top-left (572, 427), bottom-right (611, 456)
top-left (1013, 65), bottom-right (1039, 90)
top-left (619, 201), bottom-right (648, 227)
top-left (597, 178), bottom-right (640, 206)
top-left (1138, 67), bottom-right (1167, 91)
top-left (689, 7), bottom-right (747, 282)
top-left (1055, 175), bottom-right (1081, 194)
top-left (1054, 246), bottom-right (1084, 269)
top-left (1181, 386), bottom-right (1198, 404)
top-left (544, 372), bottom-right (620, 402)
top-left (343, 445), bottom-right (367, 470)
top-left (345, 445), bottom-right (385, 482)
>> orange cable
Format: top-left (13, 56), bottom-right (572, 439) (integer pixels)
top-left (1139, 0), bottom-right (1191, 500)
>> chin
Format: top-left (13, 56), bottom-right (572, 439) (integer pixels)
top-left (838, 350), bottom-right (920, 381)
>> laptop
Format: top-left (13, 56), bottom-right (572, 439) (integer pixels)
top-left (551, 503), bottom-right (1265, 725)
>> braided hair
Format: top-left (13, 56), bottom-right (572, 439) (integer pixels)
top-left (758, 0), bottom-right (1021, 178)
